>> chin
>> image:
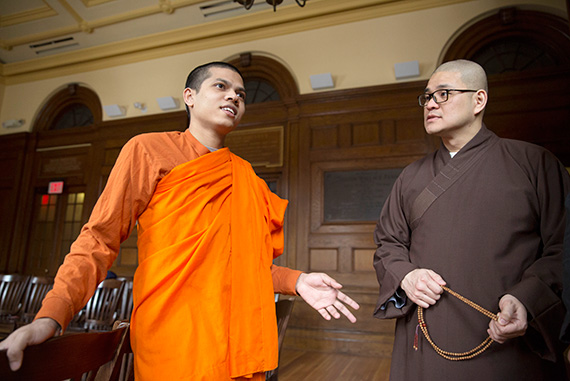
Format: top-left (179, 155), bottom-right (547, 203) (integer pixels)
top-left (424, 125), bottom-right (441, 136)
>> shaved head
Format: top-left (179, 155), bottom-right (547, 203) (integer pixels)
top-left (433, 60), bottom-right (488, 92)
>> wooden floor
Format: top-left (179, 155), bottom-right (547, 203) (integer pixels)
top-left (277, 349), bottom-right (391, 381)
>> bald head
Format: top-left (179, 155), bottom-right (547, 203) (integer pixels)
top-left (433, 60), bottom-right (488, 92)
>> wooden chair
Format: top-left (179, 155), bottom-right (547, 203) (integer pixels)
top-left (67, 307), bottom-right (86, 332)
top-left (116, 277), bottom-right (134, 321)
top-left (0, 275), bottom-right (30, 336)
top-left (0, 322), bottom-right (130, 381)
top-left (84, 279), bottom-right (125, 332)
top-left (17, 276), bottom-right (54, 326)
top-left (111, 320), bottom-right (135, 381)
top-left (266, 297), bottom-right (295, 381)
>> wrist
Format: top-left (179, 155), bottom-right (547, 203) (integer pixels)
top-left (295, 273), bottom-right (307, 295)
top-left (35, 317), bottom-right (61, 335)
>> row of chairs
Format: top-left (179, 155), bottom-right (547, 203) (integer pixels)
top-left (0, 301), bottom-right (294, 381)
top-left (0, 274), bottom-right (134, 337)
top-left (0, 274), bottom-right (293, 380)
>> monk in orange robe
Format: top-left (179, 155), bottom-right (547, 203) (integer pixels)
top-left (1, 62), bottom-right (359, 380)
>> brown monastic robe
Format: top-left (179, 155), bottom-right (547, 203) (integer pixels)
top-left (374, 125), bottom-right (570, 380)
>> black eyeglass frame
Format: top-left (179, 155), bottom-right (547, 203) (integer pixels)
top-left (418, 89), bottom-right (478, 107)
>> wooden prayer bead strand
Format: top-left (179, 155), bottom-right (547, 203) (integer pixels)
top-left (416, 286), bottom-right (498, 361)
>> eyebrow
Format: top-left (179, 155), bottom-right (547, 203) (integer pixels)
top-left (215, 78), bottom-right (246, 94)
top-left (424, 84), bottom-right (455, 93)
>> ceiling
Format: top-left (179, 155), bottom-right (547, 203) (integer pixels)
top-left (0, 0), bottom-right (469, 83)
top-left (1, 0), bottom-right (311, 64)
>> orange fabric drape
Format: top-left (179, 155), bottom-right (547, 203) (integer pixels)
top-left (132, 148), bottom-right (287, 380)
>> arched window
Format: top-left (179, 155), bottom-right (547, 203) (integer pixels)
top-left (34, 84), bottom-right (102, 132)
top-left (244, 79), bottom-right (281, 104)
top-left (442, 8), bottom-right (570, 75)
top-left (228, 53), bottom-right (299, 103)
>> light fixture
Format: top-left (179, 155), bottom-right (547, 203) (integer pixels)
top-left (134, 102), bottom-right (147, 113)
top-left (2, 119), bottom-right (25, 128)
top-left (234, 0), bottom-right (306, 12)
top-left (156, 96), bottom-right (179, 111)
top-left (310, 73), bottom-right (334, 90)
top-left (103, 104), bottom-right (126, 117)
top-left (394, 60), bottom-right (420, 80)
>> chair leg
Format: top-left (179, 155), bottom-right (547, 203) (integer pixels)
top-left (266, 368), bottom-right (278, 381)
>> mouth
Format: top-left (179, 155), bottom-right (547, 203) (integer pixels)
top-left (426, 113), bottom-right (440, 122)
top-left (221, 105), bottom-right (238, 117)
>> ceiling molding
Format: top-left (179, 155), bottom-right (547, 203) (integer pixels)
top-left (0, 0), bottom-right (471, 85)
top-left (58, 0), bottom-right (87, 26)
top-left (0, 3), bottom-right (57, 28)
top-left (81, 0), bottom-right (115, 7)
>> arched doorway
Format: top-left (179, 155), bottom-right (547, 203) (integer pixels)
top-left (24, 84), bottom-right (102, 276)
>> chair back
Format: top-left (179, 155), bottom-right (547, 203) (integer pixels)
top-left (0, 323), bottom-right (130, 381)
top-left (116, 277), bottom-right (134, 321)
top-left (19, 276), bottom-right (54, 325)
top-left (84, 279), bottom-right (125, 332)
top-left (0, 275), bottom-right (30, 317)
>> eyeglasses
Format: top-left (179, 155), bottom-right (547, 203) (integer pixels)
top-left (418, 89), bottom-right (477, 107)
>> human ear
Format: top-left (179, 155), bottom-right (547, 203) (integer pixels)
top-left (473, 89), bottom-right (488, 115)
top-left (183, 88), bottom-right (194, 108)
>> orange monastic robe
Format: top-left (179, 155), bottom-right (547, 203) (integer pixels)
top-left (133, 147), bottom-right (286, 380)
top-left (36, 130), bottom-right (299, 380)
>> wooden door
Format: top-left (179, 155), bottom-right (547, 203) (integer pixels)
top-left (24, 186), bottom-right (86, 276)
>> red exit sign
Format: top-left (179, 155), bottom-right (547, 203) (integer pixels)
top-left (48, 181), bottom-right (64, 194)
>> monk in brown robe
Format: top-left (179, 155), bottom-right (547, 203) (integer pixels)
top-left (0, 62), bottom-right (359, 380)
top-left (374, 59), bottom-right (569, 380)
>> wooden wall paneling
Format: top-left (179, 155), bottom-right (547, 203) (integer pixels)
top-left (283, 118), bottom-right (300, 270)
top-left (279, 100), bottom-right (301, 270)
top-left (294, 117), bottom-right (313, 272)
top-left (287, 82), bottom-right (438, 357)
top-left (97, 111), bottom-right (188, 141)
top-left (9, 134), bottom-right (37, 273)
top-left (0, 133), bottom-right (31, 273)
top-left (310, 157), bottom-right (422, 236)
top-left (483, 69), bottom-right (570, 165)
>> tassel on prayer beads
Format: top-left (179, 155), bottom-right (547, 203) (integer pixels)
top-left (413, 323), bottom-right (420, 351)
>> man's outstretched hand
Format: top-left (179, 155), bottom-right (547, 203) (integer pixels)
top-left (295, 273), bottom-right (360, 323)
top-left (0, 318), bottom-right (60, 371)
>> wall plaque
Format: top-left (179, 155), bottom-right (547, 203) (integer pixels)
top-left (41, 156), bottom-right (84, 177)
top-left (225, 126), bottom-right (283, 168)
top-left (324, 168), bottom-right (402, 222)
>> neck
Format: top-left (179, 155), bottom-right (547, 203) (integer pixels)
top-left (441, 121), bottom-right (482, 152)
top-left (188, 124), bottom-right (226, 149)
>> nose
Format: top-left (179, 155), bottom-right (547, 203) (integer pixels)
top-left (225, 90), bottom-right (239, 104)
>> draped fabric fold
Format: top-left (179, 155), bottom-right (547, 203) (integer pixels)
top-left (131, 148), bottom-right (288, 380)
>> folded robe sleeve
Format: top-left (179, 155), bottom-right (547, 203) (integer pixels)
top-left (271, 265), bottom-right (302, 294)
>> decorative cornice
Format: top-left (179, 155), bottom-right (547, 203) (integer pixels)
top-left (0, 0), bottom-right (470, 85)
